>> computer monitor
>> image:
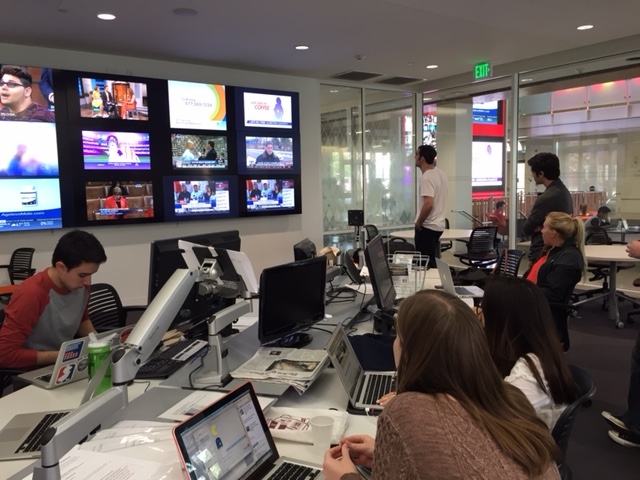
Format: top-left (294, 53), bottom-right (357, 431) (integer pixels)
top-left (258, 256), bottom-right (327, 348)
top-left (293, 238), bottom-right (316, 261)
top-left (364, 234), bottom-right (396, 310)
top-left (147, 230), bottom-right (241, 333)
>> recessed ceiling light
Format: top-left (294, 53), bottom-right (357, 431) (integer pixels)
top-left (426, 65), bottom-right (438, 69)
top-left (329, 89), bottom-right (339, 93)
top-left (521, 78), bottom-right (533, 82)
top-left (97, 13), bottom-right (116, 20)
top-left (172, 8), bottom-right (198, 16)
top-left (424, 97), bottom-right (433, 101)
top-left (295, 45), bottom-right (309, 51)
top-left (577, 25), bottom-right (593, 30)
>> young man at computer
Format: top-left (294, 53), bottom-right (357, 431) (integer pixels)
top-left (0, 230), bottom-right (107, 369)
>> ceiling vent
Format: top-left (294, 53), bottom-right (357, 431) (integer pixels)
top-left (375, 76), bottom-right (423, 86)
top-left (331, 71), bottom-right (383, 82)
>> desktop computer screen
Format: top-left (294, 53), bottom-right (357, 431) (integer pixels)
top-left (364, 234), bottom-right (396, 310)
top-left (258, 256), bottom-right (327, 348)
top-left (147, 230), bottom-right (241, 332)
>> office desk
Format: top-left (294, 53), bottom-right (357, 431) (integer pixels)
top-left (390, 229), bottom-right (473, 241)
top-left (584, 245), bottom-right (640, 328)
top-left (605, 228), bottom-right (640, 243)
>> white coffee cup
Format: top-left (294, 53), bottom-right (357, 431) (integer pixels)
top-left (310, 415), bottom-right (334, 454)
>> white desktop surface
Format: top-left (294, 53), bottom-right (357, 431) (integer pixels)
top-left (390, 228), bottom-right (473, 241)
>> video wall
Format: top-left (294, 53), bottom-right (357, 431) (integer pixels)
top-left (0, 64), bottom-right (302, 233)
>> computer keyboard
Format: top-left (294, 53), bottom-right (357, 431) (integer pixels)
top-left (362, 374), bottom-right (394, 405)
top-left (15, 411), bottom-right (69, 454)
top-left (268, 462), bottom-right (321, 480)
top-left (136, 338), bottom-right (208, 379)
top-left (455, 286), bottom-right (476, 297)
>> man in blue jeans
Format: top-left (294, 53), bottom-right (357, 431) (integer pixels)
top-left (602, 239), bottom-right (640, 447)
top-left (414, 145), bottom-right (448, 269)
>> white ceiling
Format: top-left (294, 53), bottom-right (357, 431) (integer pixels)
top-left (3, 0), bottom-right (640, 91)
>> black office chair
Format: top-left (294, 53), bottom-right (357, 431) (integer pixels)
top-left (454, 226), bottom-right (499, 269)
top-left (552, 365), bottom-right (596, 480)
top-left (494, 248), bottom-right (525, 277)
top-left (362, 224), bottom-right (380, 245)
top-left (0, 248), bottom-right (36, 285)
top-left (440, 218), bottom-right (452, 253)
top-left (88, 283), bottom-right (145, 332)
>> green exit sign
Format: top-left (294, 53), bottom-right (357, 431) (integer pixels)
top-left (474, 62), bottom-right (492, 80)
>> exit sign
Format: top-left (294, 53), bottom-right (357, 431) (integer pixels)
top-left (474, 62), bottom-right (492, 80)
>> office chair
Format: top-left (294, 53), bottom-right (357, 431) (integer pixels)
top-left (494, 248), bottom-right (525, 277)
top-left (88, 283), bottom-right (146, 332)
top-left (454, 226), bottom-right (499, 268)
top-left (0, 248), bottom-right (36, 285)
top-left (552, 365), bottom-right (596, 480)
top-left (440, 218), bottom-right (452, 253)
top-left (362, 224), bottom-right (380, 245)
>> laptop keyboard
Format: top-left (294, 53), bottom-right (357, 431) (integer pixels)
top-left (136, 338), bottom-right (207, 379)
top-left (36, 373), bottom-right (52, 383)
top-left (269, 462), bottom-right (321, 480)
top-left (455, 286), bottom-right (476, 297)
top-left (362, 374), bottom-right (394, 405)
top-left (15, 411), bottom-right (70, 454)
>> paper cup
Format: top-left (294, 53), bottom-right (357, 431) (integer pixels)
top-left (311, 415), bottom-right (334, 454)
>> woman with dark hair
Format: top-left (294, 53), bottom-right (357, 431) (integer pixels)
top-left (525, 211), bottom-right (586, 351)
top-left (323, 290), bottom-right (560, 480)
top-left (482, 275), bottom-right (579, 429)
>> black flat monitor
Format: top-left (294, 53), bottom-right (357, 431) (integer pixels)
top-left (148, 230), bottom-right (241, 333)
top-left (258, 256), bottom-right (327, 348)
top-left (364, 234), bottom-right (396, 310)
top-left (293, 238), bottom-right (316, 261)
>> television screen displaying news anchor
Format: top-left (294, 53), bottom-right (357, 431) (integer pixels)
top-left (170, 134), bottom-right (228, 170)
top-left (245, 178), bottom-right (295, 211)
top-left (243, 136), bottom-right (294, 171)
top-left (77, 77), bottom-right (148, 120)
top-left (170, 179), bottom-right (232, 217)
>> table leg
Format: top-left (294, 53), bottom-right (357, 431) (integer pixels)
top-left (609, 260), bottom-right (623, 328)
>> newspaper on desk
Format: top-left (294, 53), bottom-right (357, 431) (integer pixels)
top-left (388, 251), bottom-right (426, 299)
top-left (231, 347), bottom-right (329, 394)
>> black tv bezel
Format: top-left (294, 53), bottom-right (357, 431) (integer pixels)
top-left (235, 87), bottom-right (300, 132)
top-left (238, 175), bottom-right (302, 217)
top-left (162, 175), bottom-right (239, 222)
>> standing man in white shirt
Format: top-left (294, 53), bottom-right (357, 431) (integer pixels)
top-left (414, 145), bottom-right (448, 268)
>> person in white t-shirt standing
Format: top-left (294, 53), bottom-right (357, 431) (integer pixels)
top-left (414, 145), bottom-right (448, 268)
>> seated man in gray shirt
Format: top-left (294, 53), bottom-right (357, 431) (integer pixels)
top-left (0, 230), bottom-right (107, 368)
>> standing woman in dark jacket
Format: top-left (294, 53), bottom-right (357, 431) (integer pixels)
top-left (525, 212), bottom-right (586, 351)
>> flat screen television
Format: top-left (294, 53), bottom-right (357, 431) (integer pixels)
top-left (242, 91), bottom-right (293, 129)
top-left (0, 122), bottom-right (59, 176)
top-left (167, 80), bottom-right (226, 131)
top-left (148, 230), bottom-right (241, 331)
top-left (472, 137), bottom-right (504, 190)
top-left (0, 65), bottom-right (56, 122)
top-left (0, 178), bottom-right (62, 232)
top-left (364, 234), bottom-right (396, 310)
top-left (84, 180), bottom-right (154, 222)
top-left (82, 130), bottom-right (151, 170)
top-left (258, 256), bottom-right (327, 348)
top-left (239, 135), bottom-right (296, 173)
top-left (77, 77), bottom-right (148, 120)
top-left (241, 177), bottom-right (300, 216)
top-left (472, 101), bottom-right (502, 125)
top-left (164, 177), bottom-right (237, 220)
top-left (171, 133), bottom-right (228, 170)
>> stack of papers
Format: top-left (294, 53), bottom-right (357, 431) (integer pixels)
top-left (231, 347), bottom-right (329, 394)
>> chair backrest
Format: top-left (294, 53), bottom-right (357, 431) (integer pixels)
top-left (494, 249), bottom-right (525, 277)
top-left (585, 226), bottom-right (612, 245)
top-left (552, 365), bottom-right (596, 465)
top-left (363, 224), bottom-right (380, 245)
top-left (467, 226), bottom-right (498, 254)
top-left (88, 283), bottom-right (126, 332)
top-left (8, 248), bottom-right (36, 284)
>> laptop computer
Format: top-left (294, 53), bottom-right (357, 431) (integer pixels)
top-left (435, 258), bottom-right (484, 298)
top-left (325, 325), bottom-right (395, 413)
top-left (20, 326), bottom-right (132, 389)
top-left (173, 381), bottom-right (324, 480)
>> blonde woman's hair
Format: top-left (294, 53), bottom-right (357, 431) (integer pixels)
top-left (545, 211), bottom-right (587, 276)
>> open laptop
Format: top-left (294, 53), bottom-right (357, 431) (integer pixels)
top-left (326, 325), bottom-right (395, 413)
top-left (20, 326), bottom-right (132, 389)
top-left (173, 381), bottom-right (324, 480)
top-left (435, 258), bottom-right (484, 298)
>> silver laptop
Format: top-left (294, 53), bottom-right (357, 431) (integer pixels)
top-left (326, 325), bottom-right (395, 412)
top-left (435, 258), bottom-right (484, 298)
top-left (173, 381), bottom-right (324, 480)
top-left (20, 326), bottom-right (132, 389)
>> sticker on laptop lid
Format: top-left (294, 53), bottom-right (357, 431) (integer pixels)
top-left (55, 364), bottom-right (76, 384)
top-left (62, 340), bottom-right (85, 362)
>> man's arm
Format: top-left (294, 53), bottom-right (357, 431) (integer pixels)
top-left (0, 290), bottom-right (46, 368)
top-left (415, 196), bottom-right (434, 230)
top-left (77, 319), bottom-right (97, 337)
top-left (522, 194), bottom-right (550, 236)
top-left (627, 240), bottom-right (640, 259)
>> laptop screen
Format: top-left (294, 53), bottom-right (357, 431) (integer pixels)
top-left (173, 383), bottom-right (279, 480)
top-left (326, 327), bottom-right (363, 400)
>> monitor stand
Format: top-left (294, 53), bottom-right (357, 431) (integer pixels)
top-left (270, 332), bottom-right (313, 349)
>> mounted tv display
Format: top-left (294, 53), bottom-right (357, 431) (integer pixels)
top-left (241, 136), bottom-right (295, 172)
top-left (242, 177), bottom-right (300, 215)
top-left (0, 178), bottom-right (62, 231)
top-left (84, 180), bottom-right (154, 221)
top-left (167, 80), bottom-right (226, 131)
top-left (243, 91), bottom-right (293, 129)
top-left (472, 138), bottom-right (504, 189)
top-left (164, 177), bottom-right (237, 220)
top-left (170, 133), bottom-right (228, 170)
top-left (0, 122), bottom-right (59, 176)
top-left (77, 77), bottom-right (148, 120)
top-left (82, 130), bottom-right (151, 170)
top-left (472, 101), bottom-right (501, 125)
top-left (0, 65), bottom-right (56, 122)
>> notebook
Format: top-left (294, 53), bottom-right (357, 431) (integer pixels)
top-left (20, 326), bottom-right (132, 389)
top-left (173, 382), bottom-right (324, 480)
top-left (435, 258), bottom-right (484, 298)
top-left (325, 325), bottom-right (395, 412)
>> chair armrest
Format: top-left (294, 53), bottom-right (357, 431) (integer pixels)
top-left (0, 264), bottom-right (10, 269)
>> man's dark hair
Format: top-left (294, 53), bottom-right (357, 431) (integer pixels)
top-left (52, 230), bottom-right (107, 269)
top-left (418, 145), bottom-right (437, 165)
top-left (597, 206), bottom-right (611, 215)
top-left (527, 152), bottom-right (560, 180)
top-left (0, 65), bottom-right (32, 87)
top-left (496, 200), bottom-right (505, 209)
